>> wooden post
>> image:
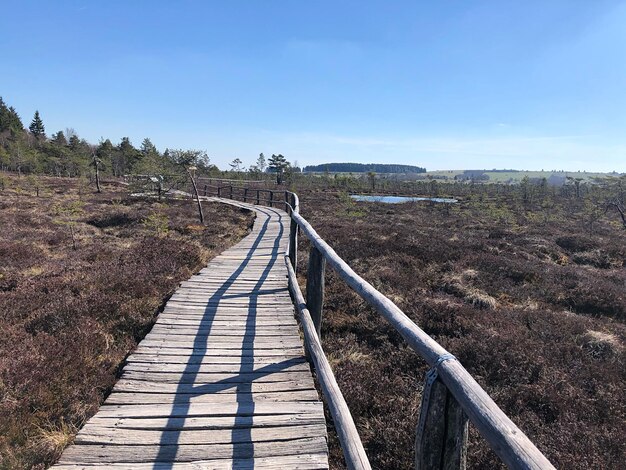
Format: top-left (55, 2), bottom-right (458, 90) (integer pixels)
top-left (415, 375), bottom-right (468, 470)
top-left (244, 188), bottom-right (248, 203)
top-left (306, 246), bottom-right (326, 337)
top-left (203, 185), bottom-right (207, 197)
top-left (256, 189), bottom-right (260, 205)
top-left (229, 185), bottom-right (233, 199)
top-left (217, 186), bottom-right (222, 198)
top-left (289, 193), bottom-right (298, 271)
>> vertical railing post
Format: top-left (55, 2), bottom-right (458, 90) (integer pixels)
top-left (217, 186), bottom-right (222, 198)
top-left (229, 185), bottom-right (233, 199)
top-left (244, 187), bottom-right (248, 203)
top-left (288, 193), bottom-right (298, 271)
top-left (256, 190), bottom-right (260, 205)
top-left (269, 190), bottom-right (274, 208)
top-left (203, 185), bottom-right (207, 197)
top-left (306, 246), bottom-right (325, 338)
top-left (415, 373), bottom-right (468, 470)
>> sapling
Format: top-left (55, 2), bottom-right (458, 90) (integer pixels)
top-left (53, 200), bottom-right (85, 250)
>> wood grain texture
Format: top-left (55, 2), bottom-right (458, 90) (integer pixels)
top-left (306, 246), bottom-right (326, 338)
top-left (53, 204), bottom-right (328, 468)
top-left (415, 376), bottom-right (468, 470)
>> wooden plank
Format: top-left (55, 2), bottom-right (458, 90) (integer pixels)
top-left (122, 362), bottom-right (310, 373)
top-left (57, 437), bottom-right (328, 463)
top-left (137, 338), bottom-right (303, 348)
top-left (105, 390), bottom-right (320, 404)
top-left (119, 370), bottom-right (314, 384)
top-left (130, 347), bottom-right (304, 357)
top-left (54, 453), bottom-right (329, 469)
top-left (75, 424), bottom-right (327, 445)
top-left (85, 413), bottom-right (325, 430)
top-left (125, 354), bottom-right (306, 364)
top-left (145, 328), bottom-right (299, 337)
top-left (113, 379), bottom-right (317, 394)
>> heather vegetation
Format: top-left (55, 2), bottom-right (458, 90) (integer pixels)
top-left (0, 175), bottom-right (254, 469)
top-left (295, 185), bottom-right (625, 469)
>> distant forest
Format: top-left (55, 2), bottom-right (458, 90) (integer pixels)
top-left (303, 163), bottom-right (426, 173)
top-left (0, 97), bottom-right (242, 178)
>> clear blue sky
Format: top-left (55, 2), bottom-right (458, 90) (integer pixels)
top-left (2, 1), bottom-right (625, 171)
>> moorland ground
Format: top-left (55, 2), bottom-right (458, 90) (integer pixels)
top-left (0, 176), bottom-right (254, 469)
top-left (295, 189), bottom-right (625, 469)
top-left (1, 173), bottom-right (624, 470)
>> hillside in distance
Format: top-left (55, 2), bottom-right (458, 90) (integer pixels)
top-left (303, 162), bottom-right (426, 173)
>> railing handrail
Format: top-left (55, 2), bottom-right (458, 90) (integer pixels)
top-left (207, 185), bottom-right (555, 470)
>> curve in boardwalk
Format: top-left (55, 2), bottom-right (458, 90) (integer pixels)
top-left (54, 204), bottom-right (329, 469)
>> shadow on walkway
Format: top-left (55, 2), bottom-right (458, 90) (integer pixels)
top-left (154, 206), bottom-right (287, 468)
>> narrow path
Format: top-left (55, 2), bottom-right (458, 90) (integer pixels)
top-left (54, 203), bottom-right (329, 469)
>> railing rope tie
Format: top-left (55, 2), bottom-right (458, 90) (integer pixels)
top-left (416, 353), bottom-right (457, 437)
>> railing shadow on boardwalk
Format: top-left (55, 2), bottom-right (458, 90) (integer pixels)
top-left (154, 206), bottom-right (285, 469)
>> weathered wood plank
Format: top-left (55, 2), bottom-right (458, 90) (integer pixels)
top-left (125, 353), bottom-right (305, 364)
top-left (54, 453), bottom-right (329, 470)
top-left (113, 379), bottom-right (317, 394)
top-left (120, 370), bottom-right (315, 384)
top-left (75, 423), bottom-right (327, 445)
top-left (130, 347), bottom-right (304, 357)
top-left (123, 362), bottom-right (310, 373)
top-left (58, 437), bottom-right (328, 463)
top-left (105, 390), bottom-right (320, 405)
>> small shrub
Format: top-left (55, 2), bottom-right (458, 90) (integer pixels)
top-left (0, 174), bottom-right (9, 190)
top-left (142, 212), bottom-right (169, 236)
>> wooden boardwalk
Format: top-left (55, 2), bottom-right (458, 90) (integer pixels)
top-left (54, 203), bottom-right (329, 469)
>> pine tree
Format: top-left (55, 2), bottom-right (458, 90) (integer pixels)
top-left (0, 98), bottom-right (24, 134)
top-left (256, 153), bottom-right (266, 172)
top-left (229, 158), bottom-right (242, 172)
top-left (268, 154), bottom-right (290, 184)
top-left (140, 138), bottom-right (158, 156)
top-left (51, 130), bottom-right (67, 146)
top-left (29, 110), bottom-right (46, 138)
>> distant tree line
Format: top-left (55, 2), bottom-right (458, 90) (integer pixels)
top-left (0, 97), bottom-right (218, 178)
top-left (303, 163), bottom-right (426, 173)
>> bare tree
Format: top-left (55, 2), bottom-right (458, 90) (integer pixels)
top-left (187, 166), bottom-right (204, 224)
top-left (606, 198), bottom-right (626, 228)
top-left (90, 146), bottom-right (102, 193)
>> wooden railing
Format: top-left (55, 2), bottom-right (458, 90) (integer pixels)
top-left (203, 184), bottom-right (555, 470)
